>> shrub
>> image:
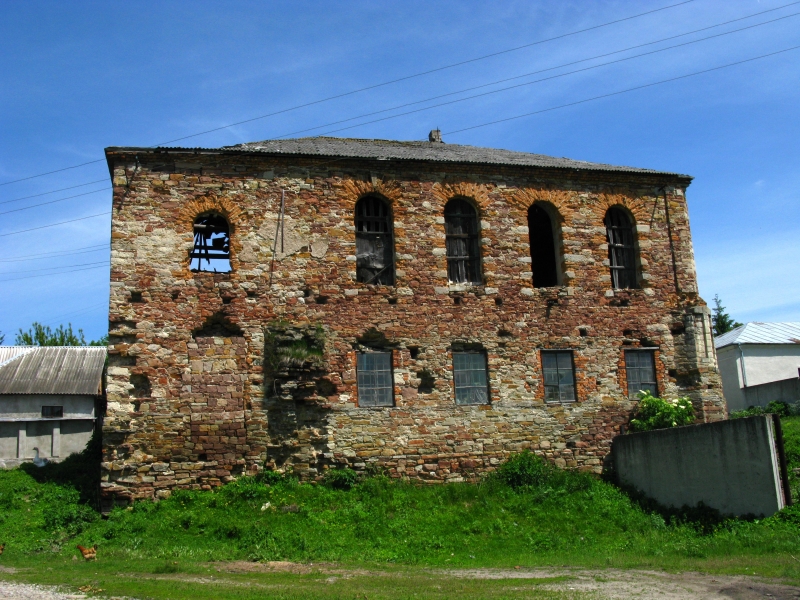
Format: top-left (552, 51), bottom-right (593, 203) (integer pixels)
top-left (628, 391), bottom-right (695, 432)
top-left (322, 467), bottom-right (360, 490)
top-left (494, 450), bottom-right (555, 489)
top-left (730, 401), bottom-right (798, 419)
top-left (255, 469), bottom-right (287, 486)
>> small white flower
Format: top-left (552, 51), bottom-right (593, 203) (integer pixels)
top-left (261, 502), bottom-right (271, 511)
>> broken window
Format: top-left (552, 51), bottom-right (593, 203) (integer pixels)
top-left (528, 204), bottom-right (559, 288)
top-left (604, 207), bottom-right (637, 289)
top-left (625, 350), bottom-right (657, 397)
top-left (190, 213), bottom-right (231, 273)
top-left (444, 198), bottom-right (481, 284)
top-left (357, 351), bottom-right (394, 407)
top-left (355, 196), bottom-right (394, 285)
top-left (542, 350), bottom-right (576, 402)
top-left (41, 406), bottom-right (63, 418)
top-left (453, 352), bottom-right (489, 405)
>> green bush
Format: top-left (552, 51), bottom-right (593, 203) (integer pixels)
top-left (255, 469), bottom-right (287, 486)
top-left (628, 391), bottom-right (695, 432)
top-left (730, 401), bottom-right (798, 419)
top-left (322, 467), bottom-right (360, 490)
top-left (494, 450), bottom-right (554, 488)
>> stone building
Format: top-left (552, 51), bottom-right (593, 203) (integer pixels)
top-left (102, 134), bottom-right (724, 503)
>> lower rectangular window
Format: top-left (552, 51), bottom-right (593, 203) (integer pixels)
top-left (453, 352), bottom-right (489, 405)
top-left (41, 406), bottom-right (63, 418)
top-left (542, 350), bottom-right (576, 402)
top-left (625, 350), bottom-right (658, 396)
top-left (357, 351), bottom-right (394, 407)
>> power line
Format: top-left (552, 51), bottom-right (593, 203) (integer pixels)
top-left (0, 0), bottom-right (695, 187)
top-left (0, 263), bottom-right (109, 283)
top-left (445, 44), bottom-right (800, 136)
top-left (0, 187), bottom-right (110, 216)
top-left (0, 243), bottom-right (108, 263)
top-left (273, 2), bottom-right (800, 139)
top-left (0, 179), bottom-right (108, 206)
top-left (0, 260), bottom-right (109, 275)
top-left (39, 301), bottom-right (109, 327)
top-left (305, 11), bottom-right (800, 138)
top-left (0, 211), bottom-right (110, 237)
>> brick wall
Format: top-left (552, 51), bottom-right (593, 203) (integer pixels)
top-left (101, 148), bottom-right (724, 504)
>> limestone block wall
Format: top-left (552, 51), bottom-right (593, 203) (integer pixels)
top-left (101, 147), bottom-right (725, 504)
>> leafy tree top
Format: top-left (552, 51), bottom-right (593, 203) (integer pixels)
top-left (15, 322), bottom-right (106, 347)
top-left (711, 294), bottom-right (743, 337)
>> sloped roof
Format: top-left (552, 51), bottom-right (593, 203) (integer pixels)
top-left (714, 322), bottom-right (800, 349)
top-left (107, 136), bottom-right (690, 178)
top-left (0, 347), bottom-right (106, 395)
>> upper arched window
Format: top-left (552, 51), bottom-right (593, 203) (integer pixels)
top-left (355, 196), bottom-right (394, 285)
top-left (604, 207), bottom-right (638, 289)
top-left (444, 198), bottom-right (481, 284)
top-left (190, 213), bottom-right (231, 273)
top-left (528, 204), bottom-right (560, 288)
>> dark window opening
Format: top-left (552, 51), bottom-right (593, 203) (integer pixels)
top-left (41, 406), bottom-right (63, 418)
top-left (357, 351), bottom-right (394, 407)
top-left (605, 207), bottom-right (638, 289)
top-left (453, 352), bottom-right (489, 405)
top-left (190, 213), bottom-right (231, 273)
top-left (542, 350), bottom-right (576, 402)
top-left (528, 204), bottom-right (559, 288)
top-left (444, 198), bottom-right (481, 284)
top-left (355, 196), bottom-right (394, 285)
top-left (625, 350), bottom-right (658, 396)
top-left (130, 291), bottom-right (143, 303)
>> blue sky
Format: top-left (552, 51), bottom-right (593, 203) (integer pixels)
top-left (1, 0), bottom-right (798, 343)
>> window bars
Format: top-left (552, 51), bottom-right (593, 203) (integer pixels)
top-left (453, 351), bottom-right (489, 405)
top-left (542, 350), bottom-right (576, 402)
top-left (357, 351), bottom-right (394, 407)
top-left (625, 350), bottom-right (658, 396)
top-left (355, 196), bottom-right (394, 285)
top-left (190, 214), bottom-right (231, 273)
top-left (444, 199), bottom-right (481, 284)
top-left (604, 207), bottom-right (637, 289)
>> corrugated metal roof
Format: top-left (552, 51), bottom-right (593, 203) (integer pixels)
top-left (714, 322), bottom-right (800, 349)
top-left (0, 347), bottom-right (34, 368)
top-left (106, 137), bottom-right (690, 178)
top-left (0, 347), bottom-right (106, 395)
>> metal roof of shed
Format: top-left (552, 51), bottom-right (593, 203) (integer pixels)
top-left (106, 136), bottom-right (691, 179)
top-left (0, 347), bottom-right (106, 395)
top-left (714, 322), bottom-right (800, 349)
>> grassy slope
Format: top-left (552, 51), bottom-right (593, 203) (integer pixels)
top-left (0, 429), bottom-right (799, 598)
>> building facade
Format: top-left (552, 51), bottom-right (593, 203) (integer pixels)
top-left (715, 322), bottom-right (800, 412)
top-left (0, 346), bottom-right (105, 468)
top-left (102, 135), bottom-right (724, 503)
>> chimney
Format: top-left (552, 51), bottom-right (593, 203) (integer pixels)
top-left (428, 129), bottom-right (443, 143)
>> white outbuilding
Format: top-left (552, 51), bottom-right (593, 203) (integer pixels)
top-left (714, 322), bottom-right (800, 413)
top-left (0, 346), bottom-right (106, 467)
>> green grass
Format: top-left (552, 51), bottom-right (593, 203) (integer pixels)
top-left (1, 428), bottom-right (799, 598)
top-left (782, 416), bottom-right (800, 501)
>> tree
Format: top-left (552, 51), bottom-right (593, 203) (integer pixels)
top-left (16, 322), bottom-right (89, 346)
top-left (711, 294), bottom-right (743, 336)
top-left (0, 331), bottom-right (5, 344)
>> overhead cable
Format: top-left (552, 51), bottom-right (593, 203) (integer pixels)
top-left (0, 187), bottom-right (111, 216)
top-left (0, 243), bottom-right (108, 263)
top-left (0, 0), bottom-right (695, 187)
top-left (0, 211), bottom-right (111, 237)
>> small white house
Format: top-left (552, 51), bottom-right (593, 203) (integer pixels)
top-left (714, 322), bottom-right (800, 413)
top-left (0, 346), bottom-right (106, 467)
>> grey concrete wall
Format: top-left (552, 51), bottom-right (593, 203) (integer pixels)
top-left (612, 416), bottom-right (785, 517)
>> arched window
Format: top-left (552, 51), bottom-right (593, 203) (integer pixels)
top-left (190, 213), bottom-right (231, 273)
top-left (604, 207), bottom-right (638, 289)
top-left (444, 198), bottom-right (481, 284)
top-left (355, 196), bottom-right (394, 285)
top-left (527, 204), bottom-right (559, 288)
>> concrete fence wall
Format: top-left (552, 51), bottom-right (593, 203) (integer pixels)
top-left (612, 416), bottom-right (787, 517)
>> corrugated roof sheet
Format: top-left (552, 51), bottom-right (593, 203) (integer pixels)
top-left (714, 322), bottom-right (800, 349)
top-left (0, 347), bottom-right (106, 395)
top-left (0, 346), bottom-right (34, 368)
top-left (106, 137), bottom-right (690, 178)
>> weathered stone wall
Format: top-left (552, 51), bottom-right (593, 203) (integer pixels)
top-left (101, 147), bottom-right (725, 505)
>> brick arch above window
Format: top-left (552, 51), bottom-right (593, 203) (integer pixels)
top-left (431, 181), bottom-right (490, 209)
top-left (338, 178), bottom-right (402, 207)
top-left (593, 193), bottom-right (649, 224)
top-left (510, 188), bottom-right (572, 217)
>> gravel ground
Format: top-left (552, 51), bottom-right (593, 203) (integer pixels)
top-left (0, 581), bottom-right (87, 599)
